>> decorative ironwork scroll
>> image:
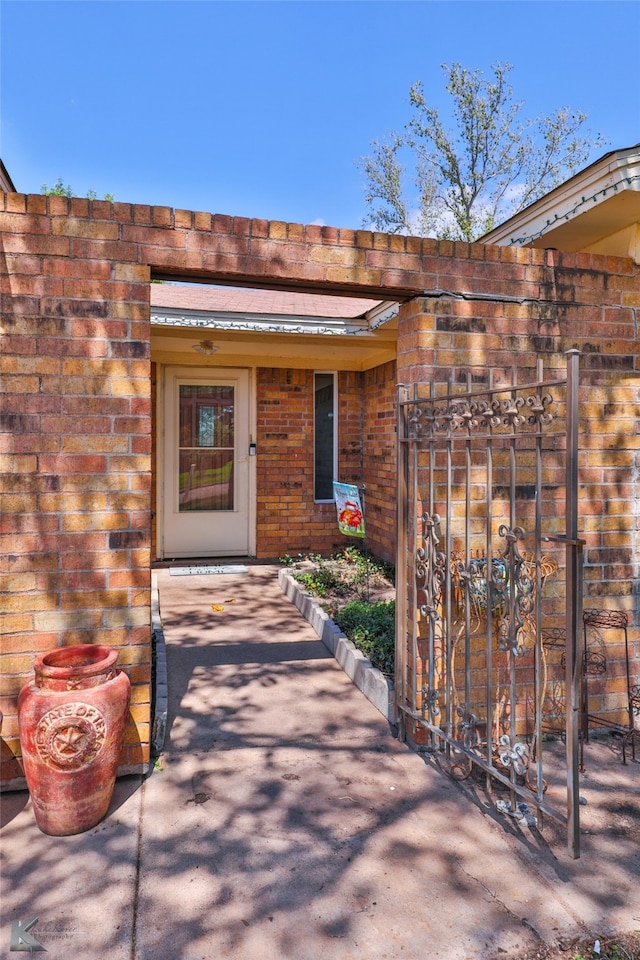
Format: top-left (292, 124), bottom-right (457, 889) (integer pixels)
top-left (416, 513), bottom-right (446, 621)
top-left (497, 734), bottom-right (529, 777)
top-left (416, 512), bottom-right (446, 721)
top-left (407, 386), bottom-right (555, 441)
top-left (495, 524), bottom-right (533, 658)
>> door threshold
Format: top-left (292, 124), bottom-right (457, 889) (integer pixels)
top-left (168, 563), bottom-right (248, 576)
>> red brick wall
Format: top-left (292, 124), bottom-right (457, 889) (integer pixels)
top-left (256, 368), bottom-right (388, 559)
top-left (152, 364), bottom-right (397, 564)
top-left (361, 361), bottom-right (397, 564)
top-left (0, 198), bottom-right (153, 781)
top-left (1, 194), bottom-right (639, 785)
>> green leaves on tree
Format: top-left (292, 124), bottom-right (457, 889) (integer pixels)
top-left (41, 177), bottom-right (114, 201)
top-left (359, 62), bottom-right (605, 242)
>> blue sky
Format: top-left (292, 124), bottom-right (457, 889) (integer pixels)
top-left (1, 1), bottom-right (639, 230)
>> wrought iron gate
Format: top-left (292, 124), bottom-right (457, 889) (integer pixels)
top-left (396, 352), bottom-right (584, 857)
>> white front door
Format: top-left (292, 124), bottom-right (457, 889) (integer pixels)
top-left (162, 367), bottom-right (250, 558)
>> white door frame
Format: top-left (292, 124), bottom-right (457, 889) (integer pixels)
top-left (157, 364), bottom-right (256, 559)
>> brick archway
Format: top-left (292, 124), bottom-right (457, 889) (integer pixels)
top-left (2, 191), bottom-right (639, 785)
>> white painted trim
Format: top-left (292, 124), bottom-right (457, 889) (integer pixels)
top-left (156, 364), bottom-right (256, 559)
top-left (313, 370), bottom-right (338, 503)
top-left (481, 144), bottom-right (640, 249)
top-left (151, 301), bottom-right (399, 336)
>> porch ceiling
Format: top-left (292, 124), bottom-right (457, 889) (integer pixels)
top-left (151, 325), bottom-right (397, 371)
top-left (150, 283), bottom-right (398, 371)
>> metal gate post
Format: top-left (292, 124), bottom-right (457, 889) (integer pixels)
top-left (565, 350), bottom-right (583, 858)
top-left (396, 384), bottom-right (410, 740)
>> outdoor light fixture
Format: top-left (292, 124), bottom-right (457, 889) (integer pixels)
top-left (192, 340), bottom-right (219, 356)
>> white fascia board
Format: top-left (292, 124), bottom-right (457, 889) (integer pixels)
top-left (150, 306), bottom-right (374, 337)
top-left (365, 300), bottom-right (399, 329)
top-left (482, 145), bottom-right (640, 248)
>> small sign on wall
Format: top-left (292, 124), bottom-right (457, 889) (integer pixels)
top-left (333, 482), bottom-right (365, 538)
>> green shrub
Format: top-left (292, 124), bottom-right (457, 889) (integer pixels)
top-left (333, 600), bottom-right (395, 677)
top-left (295, 569), bottom-right (345, 598)
top-left (292, 554), bottom-right (347, 598)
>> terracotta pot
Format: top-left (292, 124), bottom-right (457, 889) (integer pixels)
top-left (18, 644), bottom-right (130, 836)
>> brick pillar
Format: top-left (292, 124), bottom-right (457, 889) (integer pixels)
top-left (0, 193), bottom-right (153, 783)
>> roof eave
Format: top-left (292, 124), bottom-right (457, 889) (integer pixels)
top-left (150, 306), bottom-right (389, 338)
top-left (480, 144), bottom-right (640, 249)
top-left (0, 159), bottom-right (16, 193)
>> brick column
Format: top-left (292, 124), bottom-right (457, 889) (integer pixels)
top-left (1, 194), bottom-right (152, 782)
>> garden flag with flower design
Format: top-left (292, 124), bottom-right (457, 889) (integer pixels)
top-left (333, 482), bottom-right (365, 538)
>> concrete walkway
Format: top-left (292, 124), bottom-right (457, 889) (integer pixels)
top-left (1, 564), bottom-right (638, 960)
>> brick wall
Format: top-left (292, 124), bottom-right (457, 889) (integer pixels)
top-left (1, 197), bottom-right (153, 782)
top-left (395, 247), bottom-right (640, 731)
top-left (361, 361), bottom-right (397, 564)
top-left (1, 194), bottom-right (639, 786)
top-left (256, 368), bottom-right (324, 558)
top-left (255, 367), bottom-right (390, 559)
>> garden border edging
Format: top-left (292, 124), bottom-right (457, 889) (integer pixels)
top-left (278, 569), bottom-right (396, 724)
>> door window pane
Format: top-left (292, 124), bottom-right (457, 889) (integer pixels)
top-left (197, 406), bottom-right (215, 447)
top-left (314, 373), bottom-right (335, 501)
top-left (178, 385), bottom-right (234, 511)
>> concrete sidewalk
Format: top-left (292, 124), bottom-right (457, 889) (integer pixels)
top-left (1, 564), bottom-right (638, 960)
